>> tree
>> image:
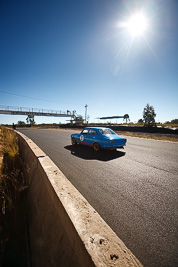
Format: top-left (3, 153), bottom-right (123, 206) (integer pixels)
top-left (138, 119), bottom-right (143, 124)
top-left (164, 119), bottom-right (178, 124)
top-left (26, 115), bottom-right (35, 126)
top-left (17, 121), bottom-right (26, 127)
top-left (171, 119), bottom-right (178, 124)
top-left (123, 114), bottom-right (130, 123)
top-left (143, 104), bottom-right (156, 127)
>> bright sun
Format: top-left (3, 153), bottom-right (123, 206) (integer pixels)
top-left (126, 12), bottom-right (148, 37)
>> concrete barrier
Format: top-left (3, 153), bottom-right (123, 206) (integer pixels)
top-left (17, 131), bottom-right (143, 267)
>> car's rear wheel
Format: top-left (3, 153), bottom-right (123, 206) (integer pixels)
top-left (93, 142), bottom-right (100, 152)
top-left (71, 137), bottom-right (77, 146)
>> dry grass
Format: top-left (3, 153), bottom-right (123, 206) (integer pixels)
top-left (0, 127), bottom-right (28, 266)
top-left (116, 131), bottom-right (178, 142)
top-left (0, 127), bottom-right (23, 212)
top-left (1, 127), bottom-right (19, 157)
top-left (0, 129), bottom-right (3, 176)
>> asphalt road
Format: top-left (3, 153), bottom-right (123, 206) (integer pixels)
top-left (18, 128), bottom-right (178, 267)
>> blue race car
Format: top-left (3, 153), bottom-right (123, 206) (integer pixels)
top-left (71, 127), bottom-right (127, 152)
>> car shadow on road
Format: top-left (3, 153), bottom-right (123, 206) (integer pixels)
top-left (64, 145), bottom-right (126, 161)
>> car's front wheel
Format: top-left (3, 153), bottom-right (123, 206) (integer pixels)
top-left (93, 142), bottom-right (100, 152)
top-left (71, 137), bottom-right (77, 146)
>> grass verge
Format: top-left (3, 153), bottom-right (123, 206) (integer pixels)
top-left (116, 131), bottom-right (178, 142)
top-left (0, 127), bottom-right (28, 267)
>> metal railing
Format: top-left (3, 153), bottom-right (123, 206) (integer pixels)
top-left (0, 105), bottom-right (75, 117)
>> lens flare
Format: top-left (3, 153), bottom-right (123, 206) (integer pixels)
top-left (126, 12), bottom-right (148, 37)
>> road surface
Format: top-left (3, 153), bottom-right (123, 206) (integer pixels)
top-left (18, 128), bottom-right (178, 267)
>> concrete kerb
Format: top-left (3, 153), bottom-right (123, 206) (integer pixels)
top-left (16, 130), bottom-right (143, 267)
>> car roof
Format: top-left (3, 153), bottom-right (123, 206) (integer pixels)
top-left (84, 127), bottom-right (110, 130)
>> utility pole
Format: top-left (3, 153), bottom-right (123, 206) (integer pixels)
top-left (85, 104), bottom-right (88, 123)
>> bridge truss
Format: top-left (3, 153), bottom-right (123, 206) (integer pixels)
top-left (0, 105), bottom-right (75, 119)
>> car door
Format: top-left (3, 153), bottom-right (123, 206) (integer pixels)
top-left (79, 128), bottom-right (89, 145)
top-left (87, 129), bottom-right (98, 146)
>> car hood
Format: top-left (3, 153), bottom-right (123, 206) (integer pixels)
top-left (71, 133), bottom-right (80, 137)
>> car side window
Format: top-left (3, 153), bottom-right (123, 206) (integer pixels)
top-left (81, 129), bottom-right (88, 135)
top-left (88, 129), bottom-right (97, 135)
top-left (92, 130), bottom-right (97, 135)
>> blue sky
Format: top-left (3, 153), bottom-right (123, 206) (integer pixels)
top-left (0, 0), bottom-right (178, 124)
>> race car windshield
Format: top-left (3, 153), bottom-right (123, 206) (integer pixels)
top-left (99, 129), bottom-right (116, 135)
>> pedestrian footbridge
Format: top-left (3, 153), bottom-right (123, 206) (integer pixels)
top-left (0, 105), bottom-right (75, 118)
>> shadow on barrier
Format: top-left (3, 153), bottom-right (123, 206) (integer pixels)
top-left (64, 145), bottom-right (126, 161)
